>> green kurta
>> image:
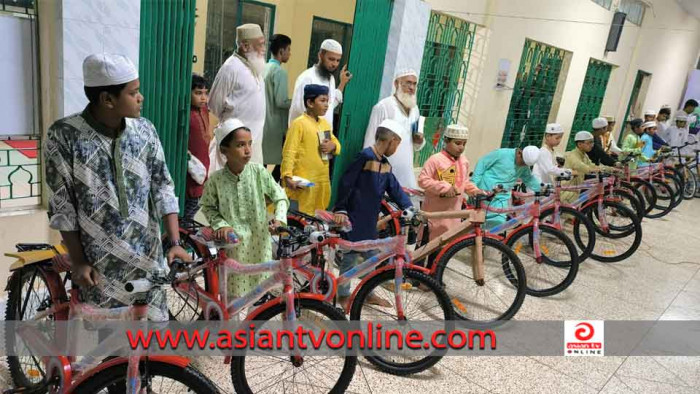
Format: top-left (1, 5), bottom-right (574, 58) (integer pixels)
top-left (263, 59), bottom-right (292, 165)
top-left (200, 163), bottom-right (289, 297)
top-left (621, 132), bottom-right (648, 170)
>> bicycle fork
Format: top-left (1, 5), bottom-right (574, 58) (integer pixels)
top-left (471, 228), bottom-right (485, 286)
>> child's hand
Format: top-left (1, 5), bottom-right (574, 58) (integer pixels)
top-left (320, 139), bottom-right (336, 154)
top-left (443, 186), bottom-right (458, 198)
top-left (215, 227), bottom-right (235, 241)
top-left (268, 220), bottom-right (284, 234)
top-left (284, 176), bottom-right (302, 190)
top-left (333, 213), bottom-right (349, 225)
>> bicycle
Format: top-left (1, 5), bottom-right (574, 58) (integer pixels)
top-left (5, 261), bottom-right (218, 393)
top-left (166, 225), bottom-right (358, 392)
top-left (284, 209), bottom-right (455, 376)
top-left (669, 141), bottom-right (699, 199)
top-left (362, 190), bottom-right (527, 323)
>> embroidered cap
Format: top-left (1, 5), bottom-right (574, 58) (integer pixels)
top-left (215, 118), bottom-right (248, 146)
top-left (592, 117), bottom-right (608, 129)
top-left (444, 124), bottom-right (469, 140)
top-left (320, 39), bottom-right (342, 54)
top-left (83, 54), bottom-right (138, 87)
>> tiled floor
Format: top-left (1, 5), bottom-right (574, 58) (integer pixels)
top-left (2, 200), bottom-right (699, 393)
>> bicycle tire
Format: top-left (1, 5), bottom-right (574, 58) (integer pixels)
top-left (681, 165), bottom-right (698, 200)
top-left (5, 265), bottom-right (57, 392)
top-left (230, 299), bottom-right (357, 393)
top-left (349, 269), bottom-right (453, 375)
top-left (664, 169), bottom-right (684, 208)
top-left (620, 180), bottom-right (647, 215)
top-left (71, 360), bottom-right (218, 393)
top-left (612, 188), bottom-right (644, 222)
top-left (164, 232), bottom-right (209, 321)
top-left (505, 225), bottom-right (579, 297)
top-left (433, 236), bottom-right (526, 322)
top-left (540, 206), bottom-right (596, 263)
top-left (632, 179), bottom-right (660, 217)
top-left (646, 179), bottom-right (675, 218)
top-left (585, 201), bottom-right (642, 263)
top-left (606, 189), bottom-right (642, 233)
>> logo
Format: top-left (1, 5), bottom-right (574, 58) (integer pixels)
top-left (564, 320), bottom-right (604, 356)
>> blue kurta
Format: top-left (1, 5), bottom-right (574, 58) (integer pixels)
top-left (334, 147), bottom-right (412, 241)
top-left (471, 148), bottom-right (541, 229)
top-left (641, 133), bottom-right (655, 159)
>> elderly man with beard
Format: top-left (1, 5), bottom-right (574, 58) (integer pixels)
top-left (209, 24), bottom-right (267, 164)
top-left (362, 69), bottom-right (425, 189)
top-left (288, 39), bottom-right (352, 131)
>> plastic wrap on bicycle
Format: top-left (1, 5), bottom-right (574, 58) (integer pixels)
top-left (222, 258), bottom-right (280, 274)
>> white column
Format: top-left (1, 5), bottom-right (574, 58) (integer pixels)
top-left (379, 0), bottom-right (431, 100)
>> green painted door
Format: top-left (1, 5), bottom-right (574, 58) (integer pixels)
top-left (139, 0), bottom-right (197, 212)
top-left (414, 12), bottom-right (477, 167)
top-left (330, 0), bottom-right (393, 202)
top-left (566, 59), bottom-right (613, 150)
top-left (501, 39), bottom-right (567, 148)
top-left (618, 70), bottom-right (651, 144)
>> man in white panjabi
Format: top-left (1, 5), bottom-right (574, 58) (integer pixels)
top-left (288, 39), bottom-right (353, 130)
top-left (362, 69), bottom-right (425, 189)
top-left (209, 23), bottom-right (267, 165)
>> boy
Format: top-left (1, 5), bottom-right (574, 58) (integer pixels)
top-left (185, 73), bottom-right (211, 224)
top-left (656, 107), bottom-right (672, 142)
top-left (532, 123), bottom-right (571, 183)
top-left (44, 54), bottom-right (190, 321)
top-left (418, 124), bottom-right (482, 241)
top-left (640, 121), bottom-right (658, 160)
top-left (281, 84), bottom-right (341, 215)
top-left (587, 117), bottom-right (619, 167)
top-left (621, 118), bottom-right (647, 169)
top-left (200, 118), bottom-right (289, 297)
top-left (263, 34), bottom-right (293, 182)
top-left (562, 131), bottom-right (602, 203)
top-left (333, 119), bottom-right (412, 309)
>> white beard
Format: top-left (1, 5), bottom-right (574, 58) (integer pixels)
top-left (396, 90), bottom-right (417, 109)
top-left (245, 51), bottom-right (266, 76)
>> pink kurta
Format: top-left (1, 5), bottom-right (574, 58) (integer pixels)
top-left (418, 151), bottom-right (480, 240)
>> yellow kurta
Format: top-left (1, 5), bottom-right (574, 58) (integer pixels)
top-left (281, 113), bottom-right (341, 215)
top-left (562, 148), bottom-right (601, 204)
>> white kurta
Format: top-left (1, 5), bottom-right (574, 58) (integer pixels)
top-left (362, 96), bottom-right (425, 189)
top-left (657, 120), bottom-right (670, 142)
top-left (288, 66), bottom-right (343, 130)
top-left (532, 146), bottom-right (568, 184)
top-left (209, 54), bottom-right (266, 164)
top-left (665, 126), bottom-right (688, 149)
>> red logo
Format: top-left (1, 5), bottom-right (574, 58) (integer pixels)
top-left (574, 322), bottom-right (595, 341)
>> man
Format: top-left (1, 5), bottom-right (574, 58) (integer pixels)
top-left (263, 34), bottom-right (293, 182)
top-left (209, 24), bottom-right (267, 164)
top-left (587, 117), bottom-right (619, 167)
top-left (362, 69), bottom-right (425, 189)
top-left (471, 146), bottom-right (541, 228)
top-left (562, 131), bottom-right (602, 203)
top-left (44, 54), bottom-right (190, 321)
top-left (288, 39), bottom-right (352, 130)
top-left (601, 115), bottom-right (621, 155)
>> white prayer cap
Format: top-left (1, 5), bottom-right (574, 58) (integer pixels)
top-left (592, 117), bottom-right (608, 129)
top-left (444, 124), bottom-right (469, 140)
top-left (641, 121), bottom-right (657, 130)
top-left (545, 123), bottom-right (563, 134)
top-left (320, 39), bottom-right (342, 54)
top-left (522, 146), bottom-right (540, 166)
top-left (236, 24), bottom-right (264, 41)
top-left (675, 114), bottom-right (688, 121)
top-left (575, 131), bottom-right (594, 141)
top-left (378, 119), bottom-right (405, 138)
top-left (395, 68), bottom-right (418, 80)
top-left (644, 109), bottom-right (657, 116)
top-left (215, 118), bottom-right (248, 146)
top-left (603, 115), bottom-right (615, 123)
top-left (661, 104), bottom-right (672, 110)
top-left (82, 54), bottom-right (138, 87)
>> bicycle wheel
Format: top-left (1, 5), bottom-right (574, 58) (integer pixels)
top-left (71, 360), bottom-right (218, 393)
top-left (646, 179), bottom-right (675, 219)
top-left (540, 206), bottom-right (596, 262)
top-left (5, 265), bottom-right (57, 391)
top-left (163, 233), bottom-right (208, 322)
top-left (633, 179), bottom-right (658, 216)
top-left (585, 201), bottom-right (642, 263)
top-left (612, 188), bottom-right (644, 222)
top-left (231, 299), bottom-right (356, 393)
top-left (621, 180), bottom-right (647, 214)
top-left (434, 237), bottom-right (526, 322)
top-left (681, 165), bottom-right (698, 200)
top-left (349, 269), bottom-right (453, 375)
top-left (664, 170), bottom-right (684, 208)
top-left (506, 225), bottom-right (579, 297)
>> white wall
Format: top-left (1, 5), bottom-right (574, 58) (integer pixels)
top-left (425, 0), bottom-right (700, 161)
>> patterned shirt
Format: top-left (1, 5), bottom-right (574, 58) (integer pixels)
top-left (45, 107), bottom-right (179, 321)
top-left (200, 163), bottom-right (288, 297)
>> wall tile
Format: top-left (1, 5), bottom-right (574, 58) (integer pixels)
top-left (102, 26), bottom-right (140, 68)
top-left (63, 77), bottom-right (88, 117)
top-left (62, 19), bottom-right (105, 80)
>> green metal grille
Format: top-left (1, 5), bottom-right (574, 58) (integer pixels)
top-left (566, 59), bottom-right (613, 150)
top-left (414, 12), bottom-right (477, 166)
top-left (330, 0), bottom-right (393, 205)
top-left (139, 0), bottom-right (197, 213)
top-left (501, 39), bottom-right (566, 148)
top-left (618, 70), bottom-right (650, 144)
top-left (0, 137), bottom-right (41, 209)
